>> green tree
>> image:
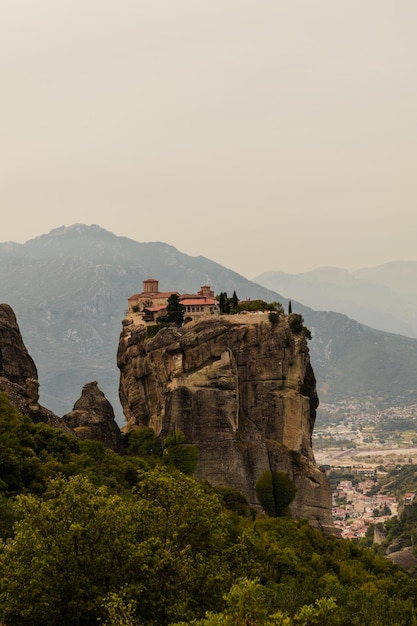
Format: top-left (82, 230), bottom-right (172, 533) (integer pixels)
top-left (0, 475), bottom-right (138, 626)
top-left (163, 428), bottom-right (198, 475)
top-left (255, 471), bottom-right (297, 517)
top-left (267, 301), bottom-right (284, 314)
top-left (293, 597), bottom-right (337, 625)
top-left (198, 578), bottom-right (276, 625)
top-left (158, 293), bottom-right (184, 326)
top-left (238, 299), bottom-right (268, 312)
top-left (0, 468), bottom-right (239, 626)
top-left (175, 580), bottom-right (338, 625)
top-left (218, 292), bottom-right (237, 314)
top-left (289, 314), bottom-right (311, 340)
top-left (231, 291), bottom-right (239, 313)
top-left (126, 426), bottom-right (162, 458)
top-left (223, 292), bottom-right (231, 314)
top-left (100, 591), bottom-right (139, 626)
top-left (126, 467), bottom-right (238, 624)
top-left (269, 311), bottom-right (280, 326)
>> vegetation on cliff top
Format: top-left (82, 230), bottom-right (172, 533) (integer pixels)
top-left (1, 393), bottom-right (417, 625)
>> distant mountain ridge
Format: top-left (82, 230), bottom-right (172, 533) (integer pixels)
top-left (0, 225), bottom-right (280, 420)
top-left (254, 263), bottom-right (417, 338)
top-left (1, 224), bottom-right (417, 423)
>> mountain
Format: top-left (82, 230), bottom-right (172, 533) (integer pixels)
top-left (296, 305), bottom-right (417, 408)
top-left (253, 263), bottom-right (417, 338)
top-left (0, 225), bottom-right (280, 421)
top-left (1, 224), bottom-right (417, 424)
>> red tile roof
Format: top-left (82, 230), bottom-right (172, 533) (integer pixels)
top-left (144, 305), bottom-right (167, 312)
top-left (181, 298), bottom-right (217, 306)
top-left (129, 291), bottom-right (179, 300)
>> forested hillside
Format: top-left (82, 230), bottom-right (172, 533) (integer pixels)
top-left (1, 392), bottom-right (417, 626)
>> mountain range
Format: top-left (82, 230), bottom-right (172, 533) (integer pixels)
top-left (1, 224), bottom-right (417, 424)
top-left (254, 264), bottom-right (417, 338)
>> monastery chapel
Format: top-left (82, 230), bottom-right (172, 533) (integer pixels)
top-left (128, 278), bottom-right (219, 323)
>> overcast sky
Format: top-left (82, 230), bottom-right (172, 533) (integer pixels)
top-left (2, 1), bottom-right (416, 278)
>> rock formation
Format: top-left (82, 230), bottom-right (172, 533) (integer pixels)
top-left (118, 313), bottom-right (335, 534)
top-left (0, 303), bottom-right (71, 431)
top-left (62, 381), bottom-right (124, 452)
top-left (0, 303), bottom-right (122, 450)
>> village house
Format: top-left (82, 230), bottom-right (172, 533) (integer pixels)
top-left (128, 278), bottom-right (219, 323)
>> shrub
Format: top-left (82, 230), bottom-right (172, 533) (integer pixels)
top-left (255, 471), bottom-right (297, 517)
top-left (213, 485), bottom-right (254, 518)
top-left (238, 299), bottom-right (268, 312)
top-left (146, 323), bottom-right (170, 339)
top-left (289, 315), bottom-right (304, 334)
top-left (289, 315), bottom-right (312, 340)
top-left (163, 429), bottom-right (198, 476)
top-left (268, 311), bottom-right (280, 326)
top-left (126, 427), bottom-right (162, 458)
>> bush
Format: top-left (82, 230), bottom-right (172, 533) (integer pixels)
top-left (238, 299), bottom-right (269, 312)
top-left (268, 311), bottom-right (280, 326)
top-left (163, 429), bottom-right (198, 476)
top-left (213, 485), bottom-right (254, 518)
top-left (146, 323), bottom-right (170, 339)
top-left (126, 427), bottom-right (162, 458)
top-left (289, 315), bottom-right (304, 334)
top-left (289, 315), bottom-right (312, 340)
top-left (255, 471), bottom-right (297, 517)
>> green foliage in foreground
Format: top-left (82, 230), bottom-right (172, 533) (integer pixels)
top-left (1, 393), bottom-right (417, 625)
top-left (0, 469), bottom-right (234, 626)
top-left (174, 578), bottom-right (338, 625)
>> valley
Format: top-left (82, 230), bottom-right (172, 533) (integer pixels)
top-left (314, 401), bottom-right (417, 539)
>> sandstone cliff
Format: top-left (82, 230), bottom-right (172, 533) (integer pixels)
top-left (62, 381), bottom-right (124, 452)
top-left (0, 303), bottom-right (71, 431)
top-left (0, 304), bottom-right (121, 451)
top-left (118, 313), bottom-right (335, 533)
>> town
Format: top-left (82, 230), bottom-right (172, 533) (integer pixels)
top-left (314, 400), bottom-right (417, 538)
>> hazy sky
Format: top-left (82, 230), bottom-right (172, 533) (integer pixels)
top-left (2, 1), bottom-right (417, 278)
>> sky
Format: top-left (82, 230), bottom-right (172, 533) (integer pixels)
top-left (1, 0), bottom-right (417, 278)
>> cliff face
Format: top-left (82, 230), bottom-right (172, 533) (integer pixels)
top-left (62, 381), bottom-right (124, 452)
top-left (0, 303), bottom-right (70, 431)
top-left (0, 304), bottom-right (122, 452)
top-left (118, 313), bottom-right (335, 533)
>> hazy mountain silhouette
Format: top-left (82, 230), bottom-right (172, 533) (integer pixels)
top-left (1, 224), bottom-right (417, 424)
top-left (0, 225), bottom-right (279, 421)
top-left (254, 263), bottom-right (417, 338)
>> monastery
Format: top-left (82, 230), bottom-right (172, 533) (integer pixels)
top-left (128, 278), bottom-right (219, 323)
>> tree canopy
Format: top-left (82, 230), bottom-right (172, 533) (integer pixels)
top-left (158, 293), bottom-right (185, 326)
top-left (1, 393), bottom-right (417, 625)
